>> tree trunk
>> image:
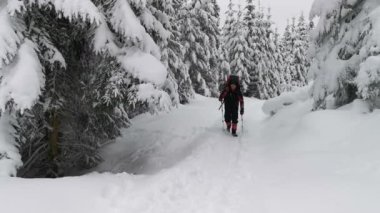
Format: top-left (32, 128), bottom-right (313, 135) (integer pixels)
top-left (49, 111), bottom-right (59, 160)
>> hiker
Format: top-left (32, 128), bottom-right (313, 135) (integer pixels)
top-left (219, 75), bottom-right (244, 137)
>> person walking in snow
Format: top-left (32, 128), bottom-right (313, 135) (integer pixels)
top-left (219, 75), bottom-right (244, 137)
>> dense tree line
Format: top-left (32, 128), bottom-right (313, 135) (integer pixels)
top-left (223, 0), bottom-right (312, 99)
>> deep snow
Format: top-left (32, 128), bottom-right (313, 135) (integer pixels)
top-left (1, 95), bottom-right (380, 213)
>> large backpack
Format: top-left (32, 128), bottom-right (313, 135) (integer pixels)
top-left (225, 75), bottom-right (241, 92)
top-left (228, 75), bottom-right (239, 86)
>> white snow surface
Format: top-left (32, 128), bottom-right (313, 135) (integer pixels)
top-left (263, 85), bottom-right (311, 115)
top-left (110, 0), bottom-right (146, 40)
top-left (2, 94), bottom-right (380, 212)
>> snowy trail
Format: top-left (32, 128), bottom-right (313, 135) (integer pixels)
top-left (94, 96), bottom-right (271, 213)
top-left (96, 94), bottom-right (266, 176)
top-left (2, 95), bottom-right (380, 213)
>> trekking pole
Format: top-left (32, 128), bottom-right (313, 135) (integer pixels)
top-left (219, 100), bottom-right (225, 130)
top-left (221, 106), bottom-right (225, 130)
top-left (218, 101), bottom-right (225, 111)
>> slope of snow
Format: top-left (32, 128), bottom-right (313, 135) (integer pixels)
top-left (262, 85), bottom-right (311, 115)
top-left (1, 95), bottom-right (380, 213)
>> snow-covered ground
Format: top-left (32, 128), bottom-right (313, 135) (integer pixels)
top-left (1, 95), bottom-right (380, 213)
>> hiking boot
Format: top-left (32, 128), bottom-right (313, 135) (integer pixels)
top-left (231, 123), bottom-right (238, 137)
top-left (226, 122), bottom-right (231, 132)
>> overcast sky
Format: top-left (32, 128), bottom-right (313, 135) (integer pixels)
top-left (217, 0), bottom-right (315, 33)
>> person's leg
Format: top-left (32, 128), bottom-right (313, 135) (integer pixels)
top-left (225, 108), bottom-right (232, 131)
top-left (231, 108), bottom-right (239, 135)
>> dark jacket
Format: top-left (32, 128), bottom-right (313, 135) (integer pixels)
top-left (219, 88), bottom-right (244, 111)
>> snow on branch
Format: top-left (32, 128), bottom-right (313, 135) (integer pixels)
top-left (310, 0), bottom-right (362, 39)
top-left (26, 0), bottom-right (102, 24)
top-left (108, 0), bottom-right (161, 58)
top-left (6, 0), bottom-right (26, 15)
top-left (93, 19), bottom-right (116, 54)
top-left (356, 56), bottom-right (380, 100)
top-left (38, 35), bottom-right (67, 68)
top-left (140, 8), bottom-right (171, 41)
top-left (110, 0), bottom-right (146, 42)
top-left (0, 6), bottom-right (22, 69)
top-left (137, 83), bottom-right (172, 113)
top-left (128, 0), bottom-right (147, 9)
top-left (118, 48), bottom-right (167, 87)
top-left (0, 39), bottom-right (44, 111)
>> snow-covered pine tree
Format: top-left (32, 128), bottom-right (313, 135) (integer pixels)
top-left (309, 0), bottom-right (380, 109)
top-left (281, 19), bottom-right (297, 91)
top-left (218, 44), bottom-right (231, 91)
top-left (245, 4), bottom-right (280, 99)
top-left (211, 0), bottom-right (223, 91)
top-left (292, 13), bottom-right (310, 87)
top-left (182, 0), bottom-right (220, 97)
top-left (138, 0), bottom-right (181, 106)
top-left (1, 0), bottom-right (102, 177)
top-left (222, 0), bottom-right (236, 45)
top-left (209, 0), bottom-right (222, 81)
top-left (219, 0), bottom-right (235, 88)
top-left (261, 7), bottom-right (281, 98)
top-left (227, 4), bottom-right (250, 93)
top-left (273, 27), bottom-right (287, 93)
top-left (17, 0), bottom-right (134, 177)
top-left (1, 0), bottom-right (175, 177)
top-left (211, 0), bottom-right (229, 91)
top-left (166, 0), bottom-right (194, 104)
top-left (242, 0), bottom-right (258, 96)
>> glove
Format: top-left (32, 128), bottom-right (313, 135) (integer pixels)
top-left (240, 108), bottom-right (244, 115)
